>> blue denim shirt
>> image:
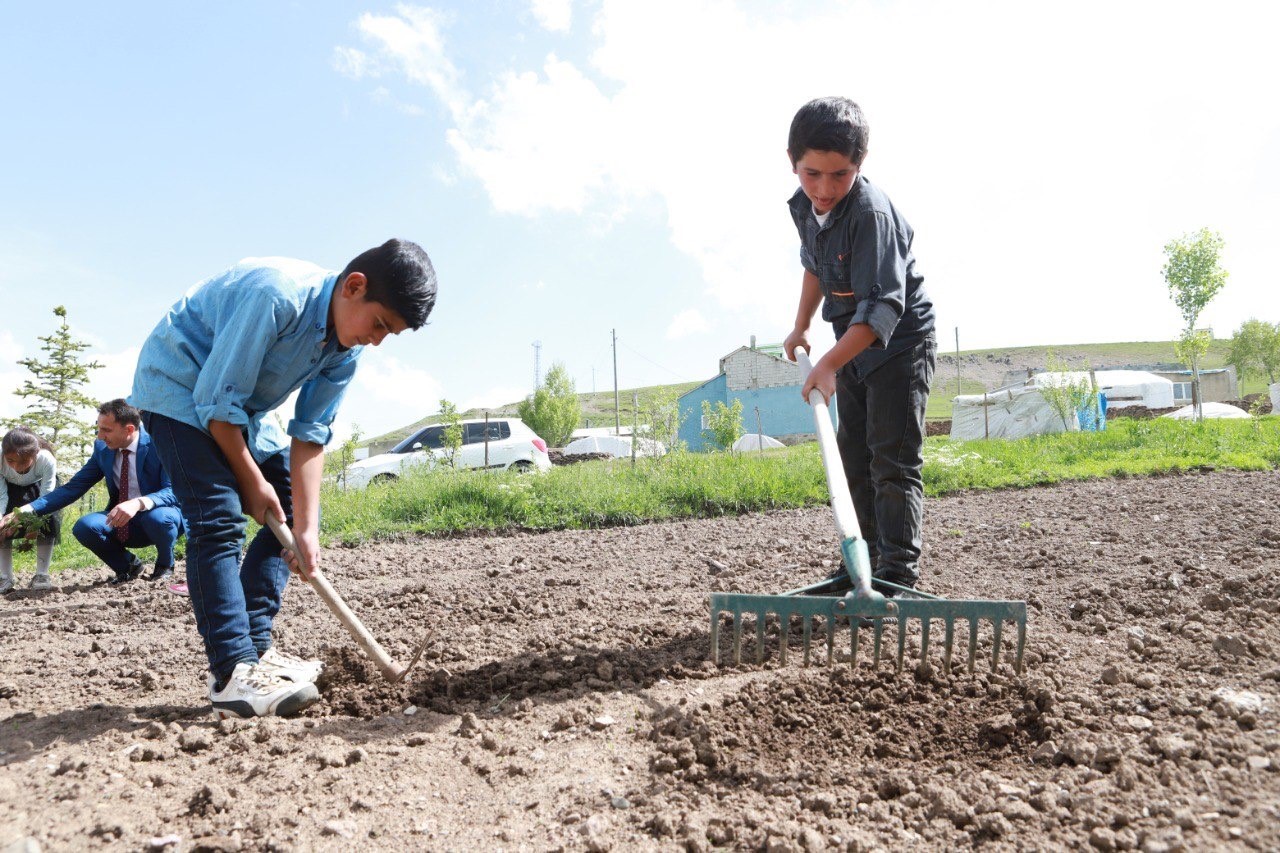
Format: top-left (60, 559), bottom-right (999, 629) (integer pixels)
top-left (131, 258), bottom-right (362, 462)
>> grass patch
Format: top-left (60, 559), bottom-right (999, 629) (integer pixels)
top-left (13, 416), bottom-right (1280, 576)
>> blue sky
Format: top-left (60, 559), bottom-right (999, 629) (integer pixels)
top-left (2, 1), bottom-right (1277, 442)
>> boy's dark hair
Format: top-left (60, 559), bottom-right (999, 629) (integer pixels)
top-left (2, 427), bottom-right (55, 459)
top-left (339, 239), bottom-right (437, 330)
top-left (99, 398), bottom-right (142, 429)
top-left (788, 97), bottom-right (870, 167)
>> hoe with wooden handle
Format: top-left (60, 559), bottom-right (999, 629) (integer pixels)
top-left (265, 515), bottom-right (428, 683)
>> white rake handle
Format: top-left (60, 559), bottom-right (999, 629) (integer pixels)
top-left (793, 349), bottom-right (863, 544)
top-left (265, 514), bottom-right (408, 682)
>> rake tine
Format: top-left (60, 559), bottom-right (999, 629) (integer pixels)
top-left (755, 615), bottom-right (765, 665)
top-left (872, 620), bottom-right (884, 668)
top-left (710, 610), bottom-right (720, 664)
top-left (825, 616), bottom-right (835, 666)
top-left (779, 615), bottom-right (789, 666)
top-left (920, 617), bottom-right (932, 664)
top-left (1014, 620), bottom-right (1027, 674)
top-left (895, 618), bottom-right (907, 672)
top-left (850, 618), bottom-right (860, 667)
top-left (733, 612), bottom-right (744, 666)
top-left (802, 617), bottom-right (813, 667)
top-left (942, 618), bottom-right (955, 676)
top-left (991, 619), bottom-right (1004, 672)
top-left (968, 618), bottom-right (979, 673)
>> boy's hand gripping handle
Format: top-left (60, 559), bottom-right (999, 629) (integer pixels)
top-left (793, 349), bottom-right (863, 543)
top-left (264, 514), bottom-right (410, 683)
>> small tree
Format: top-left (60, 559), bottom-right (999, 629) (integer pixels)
top-left (3, 305), bottom-right (104, 466)
top-left (1037, 351), bottom-right (1096, 430)
top-left (638, 388), bottom-right (685, 457)
top-left (516, 362), bottom-right (580, 447)
top-left (1164, 228), bottom-right (1228, 421)
top-left (701, 399), bottom-right (744, 451)
top-left (437, 400), bottom-right (464, 469)
top-left (330, 423), bottom-right (363, 490)
top-left (1227, 318), bottom-right (1280, 387)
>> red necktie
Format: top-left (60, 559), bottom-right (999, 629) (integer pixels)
top-left (116, 449), bottom-right (131, 543)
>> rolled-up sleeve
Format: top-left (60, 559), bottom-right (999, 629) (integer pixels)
top-left (288, 354), bottom-right (359, 446)
top-left (192, 285), bottom-right (287, 430)
top-left (848, 211), bottom-right (909, 348)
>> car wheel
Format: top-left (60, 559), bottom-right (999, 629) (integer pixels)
top-left (510, 460), bottom-right (534, 473)
top-left (371, 473), bottom-right (398, 485)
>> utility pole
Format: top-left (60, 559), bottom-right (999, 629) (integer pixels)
top-left (955, 326), bottom-right (961, 397)
top-left (612, 328), bottom-right (620, 436)
top-left (532, 340), bottom-right (542, 390)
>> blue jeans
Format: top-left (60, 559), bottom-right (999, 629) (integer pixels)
top-left (72, 507), bottom-right (183, 575)
top-left (142, 411), bottom-right (294, 684)
top-left (835, 333), bottom-right (936, 586)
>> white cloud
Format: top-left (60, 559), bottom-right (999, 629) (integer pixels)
top-left (459, 386), bottom-right (529, 413)
top-left (667, 309), bottom-right (709, 340)
top-left (329, 349), bottom-right (445, 440)
top-left (332, 45), bottom-right (379, 79)
top-left (530, 0), bottom-right (572, 32)
top-left (344, 1), bottom-right (1280, 350)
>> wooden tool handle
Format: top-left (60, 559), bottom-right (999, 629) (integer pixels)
top-left (265, 515), bottom-right (406, 682)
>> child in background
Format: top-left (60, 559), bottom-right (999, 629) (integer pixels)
top-left (0, 428), bottom-right (59, 592)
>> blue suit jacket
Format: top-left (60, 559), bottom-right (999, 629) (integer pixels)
top-left (28, 430), bottom-right (180, 517)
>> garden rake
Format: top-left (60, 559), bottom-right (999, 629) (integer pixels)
top-left (709, 349), bottom-right (1026, 675)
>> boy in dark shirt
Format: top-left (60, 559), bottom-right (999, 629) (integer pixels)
top-left (781, 97), bottom-right (937, 594)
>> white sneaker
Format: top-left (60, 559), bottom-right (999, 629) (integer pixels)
top-left (207, 662), bottom-right (320, 719)
top-left (29, 574), bottom-right (52, 590)
top-left (257, 648), bottom-right (325, 684)
top-left (0, 577), bottom-right (13, 595)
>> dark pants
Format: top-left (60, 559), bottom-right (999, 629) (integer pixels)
top-left (142, 411), bottom-right (294, 684)
top-left (835, 333), bottom-right (936, 586)
top-left (72, 507), bottom-right (182, 575)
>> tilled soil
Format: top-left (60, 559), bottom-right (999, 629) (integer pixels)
top-left (2, 469), bottom-right (1279, 851)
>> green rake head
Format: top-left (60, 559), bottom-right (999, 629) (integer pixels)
top-left (709, 539), bottom-right (1027, 675)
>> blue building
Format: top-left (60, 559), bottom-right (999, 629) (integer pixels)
top-left (677, 341), bottom-right (836, 451)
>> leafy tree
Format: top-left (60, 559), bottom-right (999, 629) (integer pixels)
top-left (327, 423), bottom-right (363, 490)
top-left (1227, 318), bottom-right (1280, 386)
top-left (639, 388), bottom-right (685, 456)
top-left (1037, 350), bottom-right (1096, 430)
top-left (516, 362), bottom-right (580, 447)
top-left (437, 400), bottom-right (464, 469)
top-left (3, 305), bottom-right (103, 465)
top-left (701, 399), bottom-right (744, 451)
top-left (1164, 228), bottom-right (1228, 421)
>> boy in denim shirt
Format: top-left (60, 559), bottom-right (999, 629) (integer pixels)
top-left (132, 239), bottom-right (437, 718)
top-left (781, 98), bottom-right (937, 595)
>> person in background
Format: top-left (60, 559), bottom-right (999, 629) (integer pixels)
top-left (0, 427), bottom-right (59, 592)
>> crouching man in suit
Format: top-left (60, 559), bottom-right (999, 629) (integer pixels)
top-left (1, 399), bottom-right (185, 584)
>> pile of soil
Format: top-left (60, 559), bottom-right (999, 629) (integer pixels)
top-left (2, 469), bottom-right (1278, 850)
top-left (548, 450), bottom-right (613, 466)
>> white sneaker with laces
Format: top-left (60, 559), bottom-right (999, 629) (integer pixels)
top-left (207, 662), bottom-right (319, 719)
top-left (29, 574), bottom-right (52, 590)
top-left (257, 648), bottom-right (325, 684)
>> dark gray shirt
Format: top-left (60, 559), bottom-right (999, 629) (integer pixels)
top-left (789, 175), bottom-right (935, 377)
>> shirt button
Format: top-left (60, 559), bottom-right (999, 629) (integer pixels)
top-left (310, 358), bottom-right (317, 364)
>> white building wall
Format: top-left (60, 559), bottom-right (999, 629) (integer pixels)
top-left (723, 349), bottom-right (804, 392)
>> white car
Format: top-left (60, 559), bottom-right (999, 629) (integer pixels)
top-left (342, 418), bottom-right (552, 488)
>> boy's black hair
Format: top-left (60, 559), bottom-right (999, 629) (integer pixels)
top-left (339, 239), bottom-right (437, 330)
top-left (99, 398), bottom-right (142, 429)
top-left (788, 97), bottom-right (870, 167)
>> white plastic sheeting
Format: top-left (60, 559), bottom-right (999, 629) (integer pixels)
top-left (1034, 370), bottom-right (1175, 409)
top-left (732, 433), bottom-right (785, 452)
top-left (1270, 383), bottom-right (1280, 413)
top-left (950, 386), bottom-right (1079, 441)
top-left (1162, 402), bottom-right (1251, 420)
top-left (562, 435), bottom-right (666, 458)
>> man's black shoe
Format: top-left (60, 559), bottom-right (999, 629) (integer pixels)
top-left (109, 557), bottom-right (145, 585)
top-left (149, 566), bottom-right (175, 583)
top-left (815, 565), bottom-right (854, 593)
